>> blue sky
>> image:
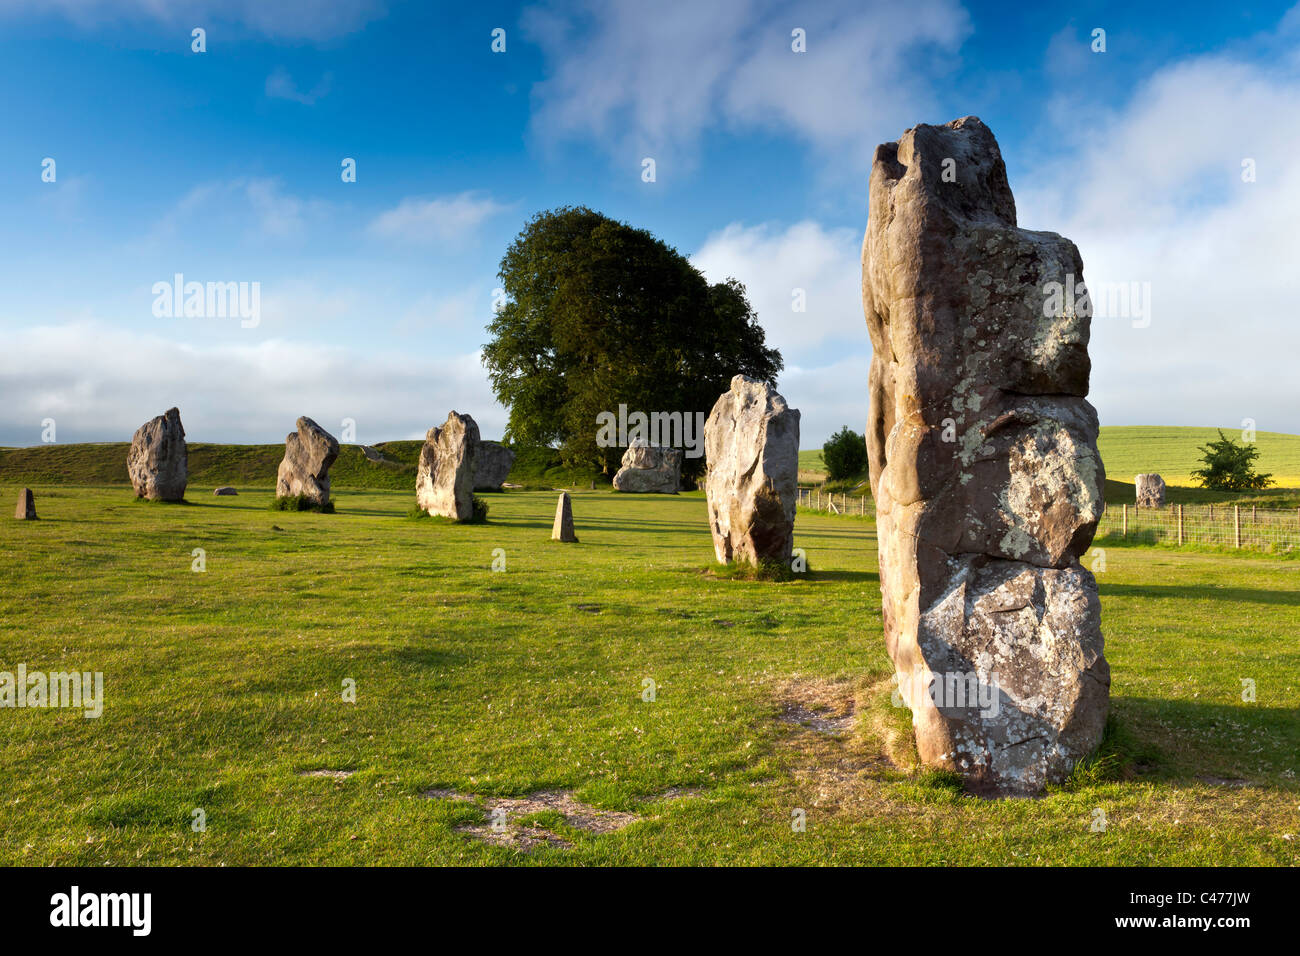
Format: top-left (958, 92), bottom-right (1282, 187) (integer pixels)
top-left (3, 0), bottom-right (1299, 447)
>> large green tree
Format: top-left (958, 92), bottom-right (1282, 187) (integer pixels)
top-left (483, 207), bottom-right (783, 477)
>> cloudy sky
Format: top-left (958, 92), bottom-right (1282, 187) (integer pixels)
top-left (3, 0), bottom-right (1298, 446)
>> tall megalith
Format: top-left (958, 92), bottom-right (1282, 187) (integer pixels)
top-left (276, 417), bottom-right (340, 508)
top-left (416, 411), bottom-right (480, 520)
top-left (862, 116), bottom-right (1109, 795)
top-left (128, 407), bottom-right (188, 501)
top-left (704, 375), bottom-right (800, 567)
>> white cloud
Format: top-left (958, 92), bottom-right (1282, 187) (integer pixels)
top-left (523, 0), bottom-right (970, 169)
top-left (691, 219), bottom-right (869, 445)
top-left (1016, 31), bottom-right (1300, 435)
top-left (0, 0), bottom-right (386, 41)
top-left (0, 321), bottom-right (505, 446)
top-left (265, 67), bottom-right (332, 105)
top-left (148, 178), bottom-right (328, 242)
top-left (367, 192), bottom-right (511, 244)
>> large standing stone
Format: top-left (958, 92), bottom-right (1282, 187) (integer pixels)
top-left (275, 417), bottom-right (339, 507)
top-left (15, 488), bottom-right (36, 519)
top-left (416, 411), bottom-right (480, 520)
top-left (704, 375), bottom-right (800, 566)
top-left (127, 407), bottom-right (188, 501)
top-left (1135, 473), bottom-right (1166, 507)
top-left (551, 492), bottom-right (578, 542)
top-left (612, 439), bottom-right (681, 494)
top-left (863, 116), bottom-right (1109, 796)
top-left (474, 441), bottom-right (516, 491)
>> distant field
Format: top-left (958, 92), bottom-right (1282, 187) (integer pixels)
top-left (800, 426), bottom-right (1300, 490)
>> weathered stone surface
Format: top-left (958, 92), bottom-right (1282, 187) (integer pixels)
top-left (213, 486), bottom-right (238, 496)
top-left (863, 116), bottom-right (1109, 795)
top-left (275, 417), bottom-right (339, 507)
top-left (612, 439), bottom-right (681, 494)
top-left (1135, 473), bottom-right (1166, 507)
top-left (15, 488), bottom-right (36, 519)
top-left (704, 375), bottom-right (800, 566)
top-left (127, 407), bottom-right (188, 501)
top-left (474, 441), bottom-right (515, 491)
top-left (551, 491), bottom-right (578, 542)
top-left (416, 411), bottom-right (480, 520)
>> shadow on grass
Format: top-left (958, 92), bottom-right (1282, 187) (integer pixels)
top-left (1104, 697), bottom-right (1299, 787)
top-left (1101, 582), bottom-right (1300, 607)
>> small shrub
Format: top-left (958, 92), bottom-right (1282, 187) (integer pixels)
top-left (271, 495), bottom-right (335, 514)
top-left (408, 497), bottom-right (489, 523)
top-left (1191, 429), bottom-right (1273, 491)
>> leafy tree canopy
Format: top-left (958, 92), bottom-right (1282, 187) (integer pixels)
top-left (1190, 429), bottom-right (1274, 491)
top-left (483, 206), bottom-right (783, 475)
top-left (823, 426), bottom-right (868, 481)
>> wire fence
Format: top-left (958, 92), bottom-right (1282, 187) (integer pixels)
top-left (797, 488), bottom-right (1300, 554)
top-left (1095, 503), bottom-right (1300, 553)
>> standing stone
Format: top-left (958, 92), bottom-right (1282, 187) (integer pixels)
top-left (704, 375), bottom-right (800, 566)
top-left (863, 117), bottom-right (1109, 796)
top-left (275, 417), bottom-right (339, 507)
top-left (611, 439), bottom-right (681, 494)
top-left (15, 488), bottom-right (36, 519)
top-left (1135, 474), bottom-right (1166, 508)
top-left (127, 407), bottom-right (188, 501)
top-left (473, 440), bottom-right (515, 491)
top-left (551, 492), bottom-right (578, 542)
top-left (416, 411), bottom-right (480, 520)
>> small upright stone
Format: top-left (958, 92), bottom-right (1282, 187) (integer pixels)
top-left (128, 407), bottom-right (188, 501)
top-left (15, 488), bottom-right (36, 519)
top-left (612, 439), bottom-right (681, 494)
top-left (1135, 473), bottom-right (1166, 507)
top-left (416, 411), bottom-right (480, 520)
top-left (275, 417), bottom-right (340, 508)
top-left (552, 492), bottom-right (578, 542)
top-left (704, 375), bottom-right (800, 566)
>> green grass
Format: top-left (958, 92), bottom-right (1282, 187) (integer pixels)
top-left (1, 483), bottom-right (1296, 865)
top-left (1096, 426), bottom-right (1300, 488)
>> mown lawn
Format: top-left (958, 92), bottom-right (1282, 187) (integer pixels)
top-left (1, 485), bottom-right (1296, 865)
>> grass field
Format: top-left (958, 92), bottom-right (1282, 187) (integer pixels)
top-left (2, 484), bottom-right (1296, 865)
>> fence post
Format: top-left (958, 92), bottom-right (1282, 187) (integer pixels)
top-left (1177, 504), bottom-right (1184, 546)
top-left (860, 495), bottom-right (865, 516)
top-left (1234, 505), bottom-right (1241, 549)
top-left (1252, 505), bottom-right (1257, 524)
top-left (1122, 503), bottom-right (1127, 538)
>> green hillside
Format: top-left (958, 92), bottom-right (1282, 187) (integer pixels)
top-left (0, 439), bottom-right (603, 493)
